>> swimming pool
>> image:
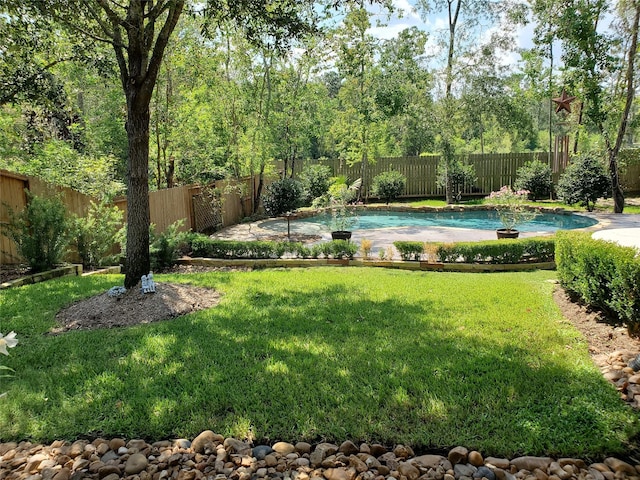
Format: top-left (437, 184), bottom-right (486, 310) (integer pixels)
top-left (296, 210), bottom-right (598, 232)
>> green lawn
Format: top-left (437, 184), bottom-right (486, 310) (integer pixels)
top-left (1, 269), bottom-right (637, 457)
top-left (405, 197), bottom-right (640, 213)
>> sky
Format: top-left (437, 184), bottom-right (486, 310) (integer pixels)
top-left (364, 0), bottom-right (540, 69)
top-left (364, 0), bottom-right (618, 72)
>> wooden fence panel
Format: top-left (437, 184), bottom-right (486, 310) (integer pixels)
top-left (1, 170), bottom-right (98, 265)
top-left (621, 162), bottom-right (640, 193)
top-left (149, 185), bottom-right (193, 233)
top-left (292, 152), bottom-right (592, 198)
top-left (28, 176), bottom-right (94, 218)
top-left (0, 170), bottom-right (28, 264)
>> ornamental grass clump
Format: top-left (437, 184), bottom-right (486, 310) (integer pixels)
top-left (486, 186), bottom-right (537, 232)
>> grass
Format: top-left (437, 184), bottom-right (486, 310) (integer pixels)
top-left (0, 269), bottom-right (638, 457)
top-left (405, 196), bottom-right (640, 213)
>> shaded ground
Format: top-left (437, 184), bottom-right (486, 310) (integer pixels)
top-left (53, 282), bottom-right (221, 333)
top-left (0, 265), bottom-right (29, 284)
top-left (553, 285), bottom-right (640, 357)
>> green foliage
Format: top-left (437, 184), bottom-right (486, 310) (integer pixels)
top-left (514, 160), bottom-right (553, 201)
top-left (371, 170), bottom-right (406, 204)
top-left (557, 156), bottom-right (610, 211)
top-left (262, 178), bottom-right (304, 217)
top-left (556, 231), bottom-right (640, 333)
top-left (314, 177), bottom-right (361, 232)
top-left (436, 237), bottom-right (555, 264)
top-left (72, 201), bottom-right (123, 268)
top-left (436, 159), bottom-right (477, 202)
top-left (299, 164), bottom-right (332, 205)
top-left (486, 186), bottom-right (538, 231)
top-left (328, 240), bottom-right (359, 259)
top-left (190, 238), bottom-right (283, 259)
top-left (189, 237), bottom-right (359, 260)
top-left (393, 241), bottom-right (424, 261)
top-left (150, 221), bottom-right (188, 271)
top-left (5, 192), bottom-right (71, 272)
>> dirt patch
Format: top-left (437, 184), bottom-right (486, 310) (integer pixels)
top-left (553, 285), bottom-right (640, 357)
top-left (0, 265), bottom-right (30, 284)
top-left (53, 283), bottom-right (221, 333)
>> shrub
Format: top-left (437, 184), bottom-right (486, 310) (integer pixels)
top-left (73, 201), bottom-right (123, 268)
top-left (5, 192), bottom-right (71, 272)
top-left (329, 240), bottom-right (359, 259)
top-left (556, 231), bottom-right (640, 334)
top-left (299, 164), bottom-right (332, 205)
top-left (557, 155), bottom-right (610, 211)
top-left (393, 241), bottom-right (424, 261)
top-left (514, 160), bottom-right (553, 201)
top-left (485, 186), bottom-right (537, 232)
top-left (436, 160), bottom-right (477, 202)
top-left (189, 238), bottom-right (286, 259)
top-left (371, 170), bottom-right (406, 204)
top-left (435, 237), bottom-right (555, 264)
top-left (310, 244), bottom-right (323, 259)
top-left (150, 220), bottom-right (187, 271)
top-left (262, 178), bottom-right (304, 216)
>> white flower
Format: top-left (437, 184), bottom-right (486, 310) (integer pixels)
top-left (0, 332), bottom-right (18, 356)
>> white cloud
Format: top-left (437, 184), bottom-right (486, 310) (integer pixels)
top-left (368, 22), bottom-right (418, 40)
top-left (391, 0), bottom-right (421, 21)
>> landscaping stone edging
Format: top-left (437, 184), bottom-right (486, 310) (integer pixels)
top-left (0, 265), bottom-right (82, 290)
top-left (178, 258), bottom-right (556, 272)
top-left (1, 434), bottom-right (639, 480)
top-left (0, 265), bottom-right (122, 290)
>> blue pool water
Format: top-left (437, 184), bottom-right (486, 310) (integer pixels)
top-left (297, 210), bottom-right (598, 232)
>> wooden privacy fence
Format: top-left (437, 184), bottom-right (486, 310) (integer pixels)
top-left (1, 170), bottom-right (258, 265)
top-left (286, 153), bottom-right (550, 197)
top-left (112, 177), bottom-right (256, 235)
top-left (1, 170), bottom-right (95, 265)
top-left (288, 151), bottom-right (640, 197)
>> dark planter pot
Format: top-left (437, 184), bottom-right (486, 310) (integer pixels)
top-left (497, 229), bottom-right (519, 239)
top-left (331, 231), bottom-right (352, 241)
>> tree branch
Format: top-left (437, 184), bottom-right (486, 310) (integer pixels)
top-left (141, 1), bottom-right (185, 97)
top-left (146, 0), bottom-right (172, 22)
top-left (612, 0), bottom-right (640, 158)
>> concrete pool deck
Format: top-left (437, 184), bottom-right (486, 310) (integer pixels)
top-left (210, 211), bottom-right (640, 256)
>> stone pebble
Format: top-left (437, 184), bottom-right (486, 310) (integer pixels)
top-left (2, 435), bottom-right (640, 480)
top-left (597, 350), bottom-right (640, 410)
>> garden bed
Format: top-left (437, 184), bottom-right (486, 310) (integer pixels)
top-left (0, 265), bottom-right (82, 290)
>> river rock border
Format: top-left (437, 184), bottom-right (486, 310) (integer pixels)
top-left (1, 433), bottom-right (638, 480)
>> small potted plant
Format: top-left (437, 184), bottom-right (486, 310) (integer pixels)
top-left (486, 186), bottom-right (537, 239)
top-left (316, 177), bottom-right (361, 240)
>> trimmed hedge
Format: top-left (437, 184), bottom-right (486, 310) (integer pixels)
top-left (189, 237), bottom-right (358, 260)
top-left (435, 237), bottom-right (555, 264)
top-left (556, 231), bottom-right (640, 332)
top-left (393, 241), bottom-right (424, 261)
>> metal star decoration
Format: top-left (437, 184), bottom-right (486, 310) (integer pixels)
top-left (552, 89), bottom-right (576, 113)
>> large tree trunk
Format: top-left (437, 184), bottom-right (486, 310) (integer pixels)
top-left (124, 101), bottom-right (152, 288)
top-left (607, 0), bottom-right (640, 214)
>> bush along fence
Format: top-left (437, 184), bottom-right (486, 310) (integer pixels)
top-left (182, 236), bottom-right (556, 271)
top-left (282, 151), bottom-right (640, 199)
top-left (556, 231), bottom-right (640, 335)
